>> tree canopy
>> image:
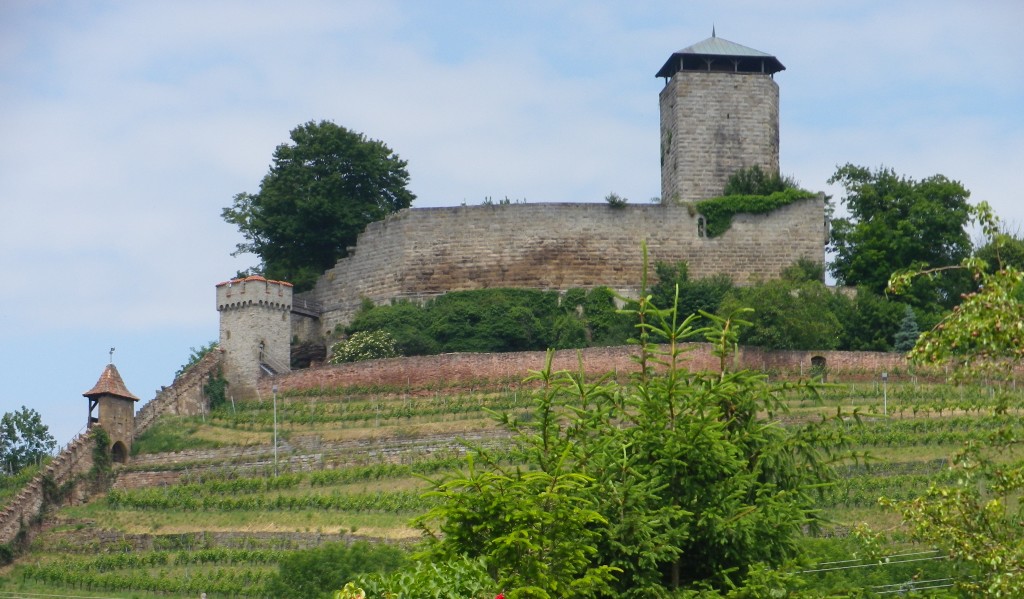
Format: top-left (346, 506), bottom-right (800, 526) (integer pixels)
top-left (408, 273), bottom-right (847, 597)
top-left (223, 120), bottom-right (415, 290)
top-left (1, 406), bottom-right (56, 475)
top-left (880, 202), bottom-right (1024, 596)
top-left (828, 164), bottom-right (972, 308)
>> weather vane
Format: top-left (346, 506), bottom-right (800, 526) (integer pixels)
top-left (109, 347), bottom-right (115, 364)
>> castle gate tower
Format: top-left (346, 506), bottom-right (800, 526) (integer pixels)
top-left (216, 276), bottom-right (293, 398)
top-left (84, 363), bottom-right (140, 463)
top-left (657, 32), bottom-right (784, 203)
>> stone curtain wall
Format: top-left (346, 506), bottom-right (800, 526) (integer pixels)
top-left (258, 344), bottom-right (922, 397)
top-left (134, 348), bottom-right (223, 436)
top-left (304, 199), bottom-right (825, 333)
top-left (0, 431), bottom-right (94, 545)
top-left (0, 349), bottom-right (222, 547)
top-left (660, 72), bottom-right (780, 203)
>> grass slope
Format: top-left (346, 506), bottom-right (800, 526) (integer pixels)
top-left (3, 370), bottom-right (1022, 597)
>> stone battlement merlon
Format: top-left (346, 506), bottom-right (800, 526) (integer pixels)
top-left (216, 276), bottom-right (293, 312)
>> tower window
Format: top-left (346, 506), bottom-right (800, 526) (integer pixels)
top-left (697, 216), bottom-right (706, 238)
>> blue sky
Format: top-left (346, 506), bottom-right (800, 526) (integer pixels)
top-left (1, 1), bottom-right (1022, 445)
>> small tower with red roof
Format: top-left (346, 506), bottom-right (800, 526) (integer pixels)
top-left (83, 362), bottom-right (140, 463)
top-left (216, 276), bottom-right (293, 398)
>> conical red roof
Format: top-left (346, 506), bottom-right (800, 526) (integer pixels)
top-left (83, 363), bottom-right (140, 402)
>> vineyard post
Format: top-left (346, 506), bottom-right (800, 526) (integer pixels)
top-left (882, 372), bottom-right (888, 416)
top-left (273, 384), bottom-right (278, 478)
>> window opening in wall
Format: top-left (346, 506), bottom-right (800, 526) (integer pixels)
top-left (697, 216), bottom-right (706, 238)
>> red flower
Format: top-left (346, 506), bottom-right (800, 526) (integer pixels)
top-left (495, 594), bottom-right (505, 599)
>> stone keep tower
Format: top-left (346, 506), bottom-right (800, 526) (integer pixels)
top-left (657, 32), bottom-right (785, 203)
top-left (216, 276), bottom-right (293, 397)
top-left (84, 363), bottom-right (140, 464)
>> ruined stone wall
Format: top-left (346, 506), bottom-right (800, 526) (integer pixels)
top-left (660, 72), bottom-right (780, 203)
top-left (0, 431), bottom-right (94, 546)
top-left (134, 348), bottom-right (222, 435)
top-left (304, 198), bottom-right (826, 334)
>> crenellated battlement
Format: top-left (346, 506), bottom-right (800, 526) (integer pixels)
top-left (216, 276), bottom-right (293, 312)
top-left (217, 276), bottom-right (293, 396)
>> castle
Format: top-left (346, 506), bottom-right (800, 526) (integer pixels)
top-left (211, 33), bottom-right (827, 397)
top-left (0, 33), bottom-right (840, 550)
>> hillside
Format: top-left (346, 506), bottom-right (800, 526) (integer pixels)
top-left (2, 349), bottom-right (1021, 596)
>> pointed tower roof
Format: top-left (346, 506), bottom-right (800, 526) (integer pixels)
top-left (83, 363), bottom-right (140, 402)
top-left (656, 32), bottom-right (785, 79)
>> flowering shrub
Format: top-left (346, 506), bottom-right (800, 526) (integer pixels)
top-left (330, 330), bottom-right (400, 363)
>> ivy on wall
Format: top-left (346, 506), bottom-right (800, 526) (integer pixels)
top-left (694, 188), bottom-right (817, 238)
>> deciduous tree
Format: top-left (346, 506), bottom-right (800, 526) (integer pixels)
top-left (223, 121), bottom-right (415, 290)
top-left (828, 164), bottom-right (972, 308)
top-left (0, 406), bottom-right (56, 475)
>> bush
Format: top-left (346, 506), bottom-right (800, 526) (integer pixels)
top-left (330, 330), bottom-right (400, 363)
top-left (267, 541), bottom-right (408, 599)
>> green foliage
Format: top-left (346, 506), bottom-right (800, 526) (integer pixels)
top-left (0, 406), bottom-right (56, 476)
top-left (836, 288), bottom-right (906, 352)
top-left (427, 289), bottom-right (559, 353)
top-left (130, 418), bottom-right (224, 455)
top-left (175, 341), bottom-right (217, 378)
top-left (348, 288), bottom-right (637, 355)
top-left (781, 258), bottom-right (824, 283)
top-left (829, 163), bottom-right (973, 308)
top-left (357, 555), bottom-right (496, 599)
top-left (880, 435), bottom-right (1024, 597)
top-left (695, 187), bottom-right (816, 238)
top-left (415, 267), bottom-right (848, 596)
top-left (604, 192), bottom-right (628, 208)
top-left (267, 541), bottom-right (407, 599)
top-left (204, 368), bottom-right (228, 410)
top-left (722, 165), bottom-right (798, 197)
top-left (330, 330), bottom-right (401, 363)
top-left (347, 300), bottom-right (439, 356)
top-left (975, 230), bottom-right (1024, 274)
top-left (222, 120), bottom-right (415, 290)
top-left (650, 261), bottom-right (734, 328)
top-left (891, 305), bottom-right (920, 353)
top-left (889, 202), bottom-right (1024, 379)
top-left (718, 279), bottom-right (845, 350)
top-left (877, 203), bottom-right (1024, 595)
top-left (89, 427), bottom-right (112, 485)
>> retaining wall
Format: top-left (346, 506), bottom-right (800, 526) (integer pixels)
top-left (258, 344), bottom-right (925, 397)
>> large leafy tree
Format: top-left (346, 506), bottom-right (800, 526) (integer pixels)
top-left (223, 120), bottom-right (415, 290)
top-left (828, 164), bottom-right (972, 308)
top-left (880, 202), bottom-right (1024, 596)
top-left (0, 406), bottom-right (56, 475)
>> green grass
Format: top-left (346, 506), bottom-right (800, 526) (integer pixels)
top-left (4, 378), bottom-right (1020, 597)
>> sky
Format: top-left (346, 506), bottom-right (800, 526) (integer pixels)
top-left (1, 0), bottom-right (1022, 446)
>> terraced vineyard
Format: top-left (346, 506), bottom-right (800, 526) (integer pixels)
top-left (2, 369), bottom-right (1022, 597)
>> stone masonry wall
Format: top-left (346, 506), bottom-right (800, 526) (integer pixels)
top-left (134, 348), bottom-right (222, 436)
top-left (304, 199), bottom-right (825, 334)
top-left (0, 348), bottom-right (222, 547)
top-left (660, 72), bottom-right (779, 203)
top-left (258, 344), bottom-right (925, 399)
top-left (0, 431), bottom-right (94, 546)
